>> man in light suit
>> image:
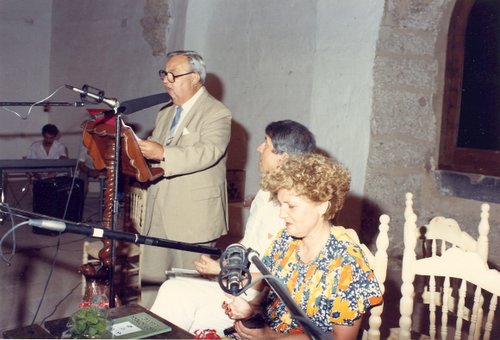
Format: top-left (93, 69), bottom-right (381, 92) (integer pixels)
top-left (138, 50), bottom-right (232, 307)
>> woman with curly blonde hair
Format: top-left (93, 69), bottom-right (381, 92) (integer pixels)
top-left (224, 153), bottom-right (382, 340)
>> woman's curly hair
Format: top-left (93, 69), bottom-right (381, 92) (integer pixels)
top-left (261, 153), bottom-right (351, 220)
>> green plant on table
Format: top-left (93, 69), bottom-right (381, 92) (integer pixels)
top-left (66, 306), bottom-right (109, 339)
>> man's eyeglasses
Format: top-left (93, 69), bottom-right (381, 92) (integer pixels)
top-left (159, 70), bottom-right (195, 83)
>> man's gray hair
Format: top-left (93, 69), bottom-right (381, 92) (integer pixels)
top-left (166, 50), bottom-right (206, 84)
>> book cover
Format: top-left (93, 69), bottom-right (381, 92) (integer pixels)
top-left (107, 312), bottom-right (171, 339)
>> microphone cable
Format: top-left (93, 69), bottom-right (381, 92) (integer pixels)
top-left (0, 219), bottom-right (29, 265)
top-left (1, 85), bottom-right (66, 120)
top-left (39, 280), bottom-right (81, 325)
top-left (0, 203), bottom-right (18, 264)
top-left (28, 127), bottom-right (93, 325)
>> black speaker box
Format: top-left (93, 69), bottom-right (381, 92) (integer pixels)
top-left (32, 176), bottom-right (84, 235)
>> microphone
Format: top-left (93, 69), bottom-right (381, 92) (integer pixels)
top-left (86, 93), bottom-right (172, 122)
top-left (118, 92), bottom-right (172, 115)
top-left (29, 219), bottom-right (96, 235)
top-left (65, 84), bottom-right (119, 109)
top-left (218, 243), bottom-right (252, 295)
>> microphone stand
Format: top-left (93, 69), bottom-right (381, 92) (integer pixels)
top-left (66, 85), bottom-right (171, 307)
top-left (248, 253), bottom-right (331, 340)
top-left (28, 219), bottom-right (222, 256)
top-left (63, 83), bottom-right (122, 308)
top-left (2, 91), bottom-right (120, 304)
top-left (109, 104), bottom-right (121, 308)
top-left (0, 101), bottom-right (86, 107)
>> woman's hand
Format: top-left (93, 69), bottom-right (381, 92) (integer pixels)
top-left (222, 295), bottom-right (254, 320)
top-left (193, 254), bottom-right (221, 276)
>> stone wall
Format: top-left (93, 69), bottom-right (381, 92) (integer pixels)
top-left (365, 0), bottom-right (500, 283)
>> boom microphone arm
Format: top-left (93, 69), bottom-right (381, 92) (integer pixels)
top-left (28, 219), bottom-right (222, 256)
top-left (248, 253), bottom-right (331, 340)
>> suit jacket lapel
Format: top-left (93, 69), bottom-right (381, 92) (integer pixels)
top-left (157, 105), bottom-right (175, 145)
top-left (170, 90), bottom-right (209, 145)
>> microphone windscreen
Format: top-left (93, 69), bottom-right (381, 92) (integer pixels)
top-left (119, 93), bottom-right (172, 115)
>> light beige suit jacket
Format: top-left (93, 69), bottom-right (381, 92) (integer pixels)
top-left (144, 87), bottom-right (232, 244)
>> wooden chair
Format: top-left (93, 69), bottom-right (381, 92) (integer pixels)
top-left (394, 192), bottom-right (495, 340)
top-left (396, 246), bottom-right (500, 340)
top-left (116, 182), bottom-right (147, 304)
top-left (129, 183), bottom-right (147, 234)
top-left (339, 214), bottom-right (390, 340)
top-left (405, 192), bottom-right (489, 262)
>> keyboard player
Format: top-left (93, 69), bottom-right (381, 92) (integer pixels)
top-left (26, 124), bottom-right (68, 179)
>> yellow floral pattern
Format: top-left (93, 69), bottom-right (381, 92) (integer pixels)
top-left (262, 226), bottom-right (383, 333)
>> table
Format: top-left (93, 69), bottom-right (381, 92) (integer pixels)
top-left (3, 304), bottom-right (193, 339)
top-left (2, 324), bottom-right (54, 339)
top-left (46, 304), bottom-right (193, 339)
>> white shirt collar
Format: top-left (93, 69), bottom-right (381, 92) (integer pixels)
top-left (179, 86), bottom-right (205, 114)
top-left (169, 87), bottom-right (205, 135)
